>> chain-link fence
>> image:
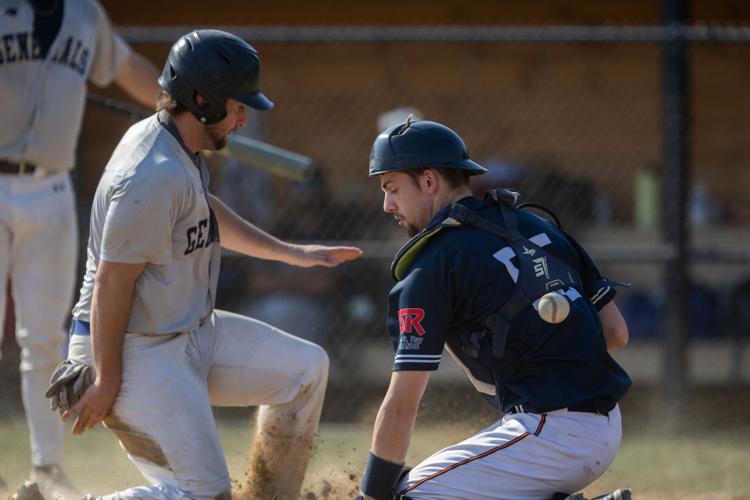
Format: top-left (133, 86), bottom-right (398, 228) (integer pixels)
top-left (120, 28), bottom-right (750, 418)
top-left (6, 26), bottom-right (748, 421)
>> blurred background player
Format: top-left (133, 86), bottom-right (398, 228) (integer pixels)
top-left (359, 118), bottom-right (632, 500)
top-left (0, 0), bottom-right (160, 497)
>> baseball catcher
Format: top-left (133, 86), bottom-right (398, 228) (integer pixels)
top-left (358, 118), bottom-right (632, 500)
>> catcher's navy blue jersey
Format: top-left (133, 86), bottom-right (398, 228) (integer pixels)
top-left (387, 196), bottom-right (631, 413)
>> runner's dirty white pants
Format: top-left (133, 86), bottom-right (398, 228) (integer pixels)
top-left (0, 172), bottom-right (77, 467)
top-left (396, 406), bottom-right (622, 500)
top-left (68, 309), bottom-right (329, 499)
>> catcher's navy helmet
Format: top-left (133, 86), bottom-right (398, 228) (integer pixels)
top-left (159, 29), bottom-right (273, 125)
top-left (369, 118), bottom-right (487, 176)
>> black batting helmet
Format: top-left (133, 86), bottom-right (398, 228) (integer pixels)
top-left (369, 118), bottom-right (487, 176)
top-left (158, 29), bottom-right (273, 125)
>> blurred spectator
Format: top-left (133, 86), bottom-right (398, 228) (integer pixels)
top-left (470, 157), bottom-right (527, 198)
top-left (620, 290), bottom-right (662, 339)
top-left (621, 284), bottom-right (722, 339)
top-left (216, 250), bottom-right (336, 344)
top-left (472, 157), bottom-right (599, 234)
top-left (215, 156), bottom-right (382, 346)
top-left (689, 178), bottom-right (722, 227)
top-left (689, 285), bottom-right (721, 338)
top-left (634, 162), bottom-right (660, 231)
top-left (724, 279), bottom-right (750, 339)
top-left (210, 112), bottom-right (274, 228)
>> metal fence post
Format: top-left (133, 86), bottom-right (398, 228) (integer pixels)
top-left (661, 0), bottom-right (691, 423)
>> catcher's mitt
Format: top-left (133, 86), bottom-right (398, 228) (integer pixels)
top-left (45, 360), bottom-right (95, 414)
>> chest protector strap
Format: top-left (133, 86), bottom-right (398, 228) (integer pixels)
top-left (391, 189), bottom-right (582, 358)
top-left (477, 190), bottom-right (584, 359)
top-left (393, 189), bottom-right (584, 361)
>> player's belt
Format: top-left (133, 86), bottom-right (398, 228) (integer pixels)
top-left (567, 402), bottom-right (611, 416)
top-left (70, 319), bottom-right (90, 336)
top-left (509, 402), bottom-right (611, 416)
top-left (0, 160), bottom-right (37, 175)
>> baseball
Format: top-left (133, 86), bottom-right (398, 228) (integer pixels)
top-left (536, 292), bottom-right (570, 324)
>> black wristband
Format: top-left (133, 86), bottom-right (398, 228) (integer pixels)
top-left (360, 452), bottom-right (404, 500)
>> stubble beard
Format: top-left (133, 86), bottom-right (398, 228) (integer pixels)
top-left (206, 125), bottom-right (229, 150)
top-left (401, 220), bottom-right (421, 237)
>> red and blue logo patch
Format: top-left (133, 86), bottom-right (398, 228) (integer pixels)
top-left (398, 308), bottom-right (426, 335)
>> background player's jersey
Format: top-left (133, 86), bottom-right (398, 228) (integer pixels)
top-left (72, 113), bottom-right (219, 334)
top-left (387, 196), bottom-right (631, 412)
top-left (0, 0), bottom-right (130, 172)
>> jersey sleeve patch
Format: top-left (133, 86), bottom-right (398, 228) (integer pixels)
top-left (398, 308), bottom-right (426, 335)
top-left (388, 263), bottom-right (451, 372)
top-left (393, 309), bottom-right (441, 371)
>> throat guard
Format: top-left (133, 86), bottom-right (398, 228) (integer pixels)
top-left (391, 188), bottom-right (522, 281)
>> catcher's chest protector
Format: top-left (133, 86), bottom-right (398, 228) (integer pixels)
top-left (392, 189), bottom-right (585, 409)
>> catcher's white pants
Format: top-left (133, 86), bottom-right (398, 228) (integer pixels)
top-left (396, 406), bottom-right (622, 500)
top-left (68, 309), bottom-right (329, 499)
top-left (0, 172), bottom-right (77, 467)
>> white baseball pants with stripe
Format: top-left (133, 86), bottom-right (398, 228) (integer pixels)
top-left (68, 309), bottom-right (329, 499)
top-left (396, 406), bottom-right (622, 500)
top-left (0, 172), bottom-right (77, 467)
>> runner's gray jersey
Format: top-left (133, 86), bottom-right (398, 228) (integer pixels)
top-left (0, 0), bottom-right (130, 172)
top-left (72, 114), bottom-right (219, 334)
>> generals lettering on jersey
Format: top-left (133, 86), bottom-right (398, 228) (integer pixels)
top-left (0, 31), bottom-right (42, 64)
top-left (50, 36), bottom-right (89, 75)
top-left (184, 217), bottom-right (216, 255)
top-left (0, 31), bottom-right (89, 76)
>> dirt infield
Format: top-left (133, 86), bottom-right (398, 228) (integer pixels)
top-left (0, 415), bottom-right (748, 499)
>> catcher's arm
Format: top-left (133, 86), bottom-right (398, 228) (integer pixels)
top-left (360, 371), bottom-right (430, 500)
top-left (599, 301), bottom-right (629, 350)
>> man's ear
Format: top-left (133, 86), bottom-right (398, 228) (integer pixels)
top-left (422, 168), bottom-right (439, 194)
